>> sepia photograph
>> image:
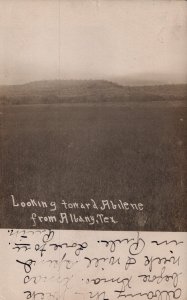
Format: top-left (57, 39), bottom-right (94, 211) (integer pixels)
top-left (0, 0), bottom-right (187, 231)
top-left (0, 1), bottom-right (187, 300)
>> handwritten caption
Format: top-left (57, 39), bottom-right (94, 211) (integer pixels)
top-left (10, 195), bottom-right (144, 226)
top-left (2, 230), bottom-right (186, 300)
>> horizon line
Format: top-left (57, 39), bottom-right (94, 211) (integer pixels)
top-left (1, 77), bottom-right (187, 88)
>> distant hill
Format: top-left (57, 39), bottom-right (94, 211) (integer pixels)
top-left (0, 80), bottom-right (186, 105)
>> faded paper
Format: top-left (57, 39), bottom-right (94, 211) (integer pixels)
top-left (0, 230), bottom-right (187, 300)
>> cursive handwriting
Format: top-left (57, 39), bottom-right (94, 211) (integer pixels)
top-left (2, 230), bottom-right (186, 300)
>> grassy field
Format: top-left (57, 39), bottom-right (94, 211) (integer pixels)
top-left (0, 103), bottom-right (186, 230)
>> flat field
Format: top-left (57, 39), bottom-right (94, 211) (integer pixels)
top-left (0, 103), bottom-right (186, 230)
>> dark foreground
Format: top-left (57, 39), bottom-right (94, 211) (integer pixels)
top-left (0, 103), bottom-right (186, 230)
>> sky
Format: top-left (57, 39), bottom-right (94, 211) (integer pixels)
top-left (0, 0), bottom-right (187, 85)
